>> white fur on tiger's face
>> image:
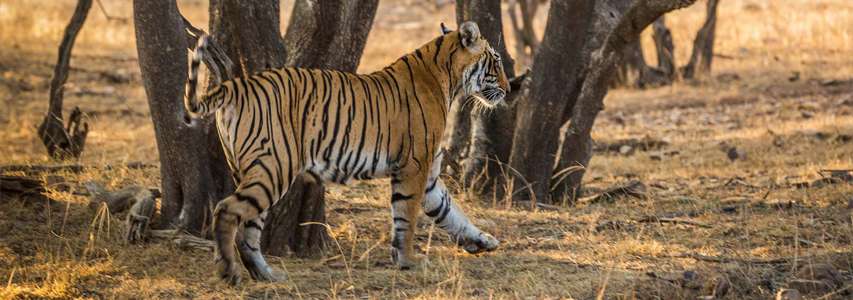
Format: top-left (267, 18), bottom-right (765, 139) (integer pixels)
top-left (182, 21), bottom-right (503, 285)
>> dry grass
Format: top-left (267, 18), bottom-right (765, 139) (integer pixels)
top-left (1, 0), bottom-right (852, 299)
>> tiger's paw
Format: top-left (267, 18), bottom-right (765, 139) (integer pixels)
top-left (216, 259), bottom-right (242, 286)
top-left (459, 232), bottom-right (499, 254)
top-left (391, 247), bottom-right (424, 270)
top-left (248, 266), bottom-right (286, 282)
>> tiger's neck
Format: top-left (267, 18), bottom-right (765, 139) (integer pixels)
top-left (373, 49), bottom-right (457, 109)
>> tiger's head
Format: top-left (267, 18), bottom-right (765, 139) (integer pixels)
top-left (443, 22), bottom-right (510, 108)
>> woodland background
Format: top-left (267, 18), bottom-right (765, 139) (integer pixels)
top-left (0, 0), bottom-right (852, 298)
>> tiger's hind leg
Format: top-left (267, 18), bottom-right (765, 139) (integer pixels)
top-left (213, 166), bottom-right (284, 285)
top-left (389, 171), bottom-right (429, 269)
top-left (236, 211), bottom-right (284, 282)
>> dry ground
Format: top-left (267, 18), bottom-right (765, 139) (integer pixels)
top-left (1, 0), bottom-right (852, 299)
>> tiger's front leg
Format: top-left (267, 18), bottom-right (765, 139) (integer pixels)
top-left (423, 153), bottom-right (499, 253)
top-left (389, 171), bottom-right (429, 269)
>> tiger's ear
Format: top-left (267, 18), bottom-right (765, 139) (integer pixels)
top-left (440, 22), bottom-right (451, 35)
top-left (459, 21), bottom-right (482, 52)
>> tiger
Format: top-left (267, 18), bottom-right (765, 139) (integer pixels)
top-left (183, 21), bottom-right (508, 285)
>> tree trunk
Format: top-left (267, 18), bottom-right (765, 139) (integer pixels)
top-left (507, 0), bottom-right (596, 204)
top-left (652, 16), bottom-right (676, 78)
top-left (133, 0), bottom-right (234, 235)
top-left (38, 0), bottom-right (92, 160)
top-left (507, 0), bottom-right (540, 68)
top-left (682, 0), bottom-right (719, 79)
top-left (454, 0), bottom-right (518, 202)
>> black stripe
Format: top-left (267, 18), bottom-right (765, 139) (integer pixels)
top-left (425, 179), bottom-right (438, 194)
top-left (391, 193), bottom-right (413, 203)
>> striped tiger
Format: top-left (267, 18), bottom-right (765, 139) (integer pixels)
top-left (184, 22), bottom-right (507, 285)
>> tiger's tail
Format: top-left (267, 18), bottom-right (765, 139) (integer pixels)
top-left (183, 34), bottom-right (230, 124)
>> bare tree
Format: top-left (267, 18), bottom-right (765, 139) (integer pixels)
top-left (653, 16), bottom-right (676, 77)
top-left (38, 0), bottom-right (92, 160)
top-left (682, 0), bottom-right (720, 79)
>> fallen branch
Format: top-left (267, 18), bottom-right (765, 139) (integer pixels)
top-left (149, 229), bottom-right (214, 251)
top-left (637, 216), bottom-right (712, 228)
top-left (515, 200), bottom-right (561, 211)
top-left (587, 180), bottom-right (648, 204)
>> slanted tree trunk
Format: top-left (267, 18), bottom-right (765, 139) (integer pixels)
top-left (453, 0), bottom-right (519, 202)
top-left (38, 0), bottom-right (92, 160)
top-left (507, 0), bottom-right (596, 204)
top-left (682, 0), bottom-right (719, 79)
top-left (133, 0), bottom-right (234, 235)
top-left (562, 0), bottom-right (698, 202)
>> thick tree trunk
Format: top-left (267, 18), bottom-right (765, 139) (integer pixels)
top-left (133, 0), bottom-right (234, 234)
top-left (682, 0), bottom-right (719, 79)
top-left (507, 0), bottom-right (596, 204)
top-left (38, 0), bottom-right (92, 160)
top-left (454, 0), bottom-right (518, 202)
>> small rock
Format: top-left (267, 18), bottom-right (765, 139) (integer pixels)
top-left (813, 131), bottom-right (832, 140)
top-left (775, 289), bottom-right (802, 300)
top-left (726, 147), bottom-right (746, 161)
top-left (773, 135), bottom-right (785, 147)
top-left (800, 111), bottom-right (813, 119)
top-left (788, 71), bottom-right (800, 82)
top-left (619, 145), bottom-right (634, 155)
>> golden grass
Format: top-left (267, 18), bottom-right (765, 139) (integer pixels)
top-left (1, 0), bottom-right (852, 299)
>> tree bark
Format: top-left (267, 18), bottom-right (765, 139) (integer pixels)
top-left (507, 0), bottom-right (596, 204)
top-left (681, 0), bottom-right (719, 79)
top-left (38, 0), bottom-right (92, 160)
top-left (454, 0), bottom-right (518, 202)
top-left (133, 0), bottom-right (234, 235)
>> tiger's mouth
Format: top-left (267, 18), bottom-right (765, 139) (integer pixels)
top-left (470, 87), bottom-right (506, 109)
